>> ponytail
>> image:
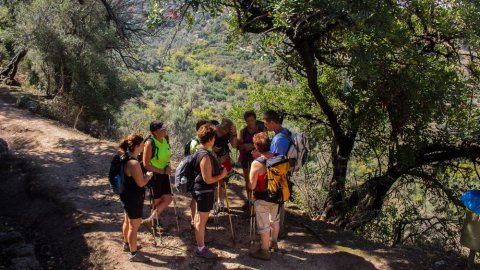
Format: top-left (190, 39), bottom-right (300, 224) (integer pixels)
top-left (117, 134), bottom-right (144, 153)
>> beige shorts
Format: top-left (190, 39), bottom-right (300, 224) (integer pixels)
top-left (254, 200), bottom-right (280, 234)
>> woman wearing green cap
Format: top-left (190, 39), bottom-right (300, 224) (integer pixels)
top-left (141, 120), bottom-right (173, 232)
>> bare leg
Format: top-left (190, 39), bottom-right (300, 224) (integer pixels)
top-left (260, 232), bottom-right (270, 250)
top-left (242, 167), bottom-right (251, 202)
top-left (279, 204), bottom-right (285, 236)
top-left (127, 218), bottom-right (141, 253)
top-left (218, 180), bottom-right (224, 206)
top-left (151, 195), bottom-right (173, 218)
top-left (122, 213), bottom-right (129, 243)
top-left (194, 212), bottom-right (210, 247)
top-left (190, 198), bottom-right (196, 224)
top-left (271, 221), bottom-right (280, 242)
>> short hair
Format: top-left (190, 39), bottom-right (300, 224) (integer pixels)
top-left (243, 110), bottom-right (256, 121)
top-left (218, 118), bottom-right (233, 134)
top-left (196, 119), bottom-right (210, 131)
top-left (197, 123), bottom-right (216, 144)
top-left (264, 110), bottom-right (282, 124)
top-left (253, 132), bottom-right (270, 153)
top-left (150, 120), bottom-right (165, 133)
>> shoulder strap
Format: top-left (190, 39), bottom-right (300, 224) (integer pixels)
top-left (255, 156), bottom-right (267, 165)
top-left (120, 154), bottom-right (134, 179)
top-left (277, 131), bottom-right (294, 149)
top-left (145, 136), bottom-right (159, 160)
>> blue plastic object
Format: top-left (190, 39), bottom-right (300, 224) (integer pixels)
top-left (461, 190), bottom-right (480, 214)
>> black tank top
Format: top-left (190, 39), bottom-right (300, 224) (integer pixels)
top-left (193, 149), bottom-right (222, 192)
top-left (120, 156), bottom-right (144, 196)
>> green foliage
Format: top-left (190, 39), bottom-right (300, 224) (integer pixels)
top-left (14, 0), bottom-right (138, 128)
top-left (175, 0), bottom-right (480, 249)
top-left (0, 5), bottom-right (14, 62)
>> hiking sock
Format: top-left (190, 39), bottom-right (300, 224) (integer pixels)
top-left (130, 251), bottom-right (137, 256)
top-left (124, 242), bottom-right (129, 246)
top-left (197, 246), bottom-right (205, 252)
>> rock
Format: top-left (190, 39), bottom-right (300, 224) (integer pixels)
top-left (0, 138), bottom-right (8, 158)
top-left (7, 244), bottom-right (35, 257)
top-left (3, 78), bottom-right (18, 86)
top-left (335, 241), bottom-right (341, 245)
top-left (16, 96), bottom-right (39, 112)
top-left (0, 232), bottom-right (24, 246)
top-left (9, 257), bottom-right (40, 270)
top-left (434, 260), bottom-right (446, 267)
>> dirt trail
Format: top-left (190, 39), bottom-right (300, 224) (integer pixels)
top-left (0, 86), bottom-right (465, 270)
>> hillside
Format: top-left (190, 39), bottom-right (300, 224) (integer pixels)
top-left (0, 86), bottom-right (466, 269)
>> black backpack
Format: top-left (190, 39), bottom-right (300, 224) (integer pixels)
top-left (108, 153), bottom-right (130, 194)
top-left (175, 150), bottom-right (203, 193)
top-left (184, 137), bottom-right (199, 157)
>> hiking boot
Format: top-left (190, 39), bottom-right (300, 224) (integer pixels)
top-left (250, 247), bottom-right (271, 261)
top-left (270, 240), bottom-right (279, 252)
top-left (129, 252), bottom-right (150, 263)
top-left (195, 247), bottom-right (218, 259)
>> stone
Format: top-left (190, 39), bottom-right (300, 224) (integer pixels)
top-left (9, 257), bottom-right (40, 270)
top-left (0, 232), bottom-right (24, 246)
top-left (0, 138), bottom-right (8, 158)
top-left (434, 260), bottom-right (446, 267)
top-left (16, 96), bottom-right (39, 112)
top-left (7, 244), bottom-right (35, 258)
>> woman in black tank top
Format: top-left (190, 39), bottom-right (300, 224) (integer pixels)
top-left (192, 124), bottom-right (227, 259)
top-left (117, 135), bottom-right (153, 263)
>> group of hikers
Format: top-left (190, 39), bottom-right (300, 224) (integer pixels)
top-left (112, 109), bottom-right (299, 263)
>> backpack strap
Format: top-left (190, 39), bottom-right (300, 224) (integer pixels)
top-left (145, 136), bottom-right (158, 160)
top-left (277, 131), bottom-right (297, 152)
top-left (120, 153), bottom-right (134, 179)
top-left (255, 156), bottom-right (267, 165)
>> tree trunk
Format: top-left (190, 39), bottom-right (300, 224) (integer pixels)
top-left (335, 168), bottom-right (401, 230)
top-left (321, 139), bottom-right (351, 221)
top-left (292, 37), bottom-right (358, 223)
top-left (0, 49), bottom-right (27, 81)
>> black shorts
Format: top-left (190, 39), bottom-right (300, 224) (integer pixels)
top-left (192, 191), bottom-right (214, 212)
top-left (120, 192), bottom-right (144, 219)
top-left (148, 173), bottom-right (172, 199)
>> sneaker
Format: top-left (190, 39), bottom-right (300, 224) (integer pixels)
top-left (129, 252), bottom-right (150, 263)
top-left (250, 247), bottom-right (271, 261)
top-left (123, 243), bottom-right (142, 252)
top-left (270, 240), bottom-right (279, 252)
top-left (195, 247), bottom-right (218, 259)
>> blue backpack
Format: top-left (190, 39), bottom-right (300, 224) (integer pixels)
top-left (108, 153), bottom-right (130, 194)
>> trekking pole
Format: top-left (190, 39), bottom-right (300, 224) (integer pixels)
top-left (213, 184), bottom-right (219, 230)
top-left (249, 190), bottom-right (256, 246)
top-left (168, 175), bottom-right (180, 233)
top-left (223, 181), bottom-right (236, 246)
top-left (149, 186), bottom-right (159, 246)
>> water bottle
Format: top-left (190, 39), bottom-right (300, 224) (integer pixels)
top-left (114, 175), bottom-right (122, 194)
